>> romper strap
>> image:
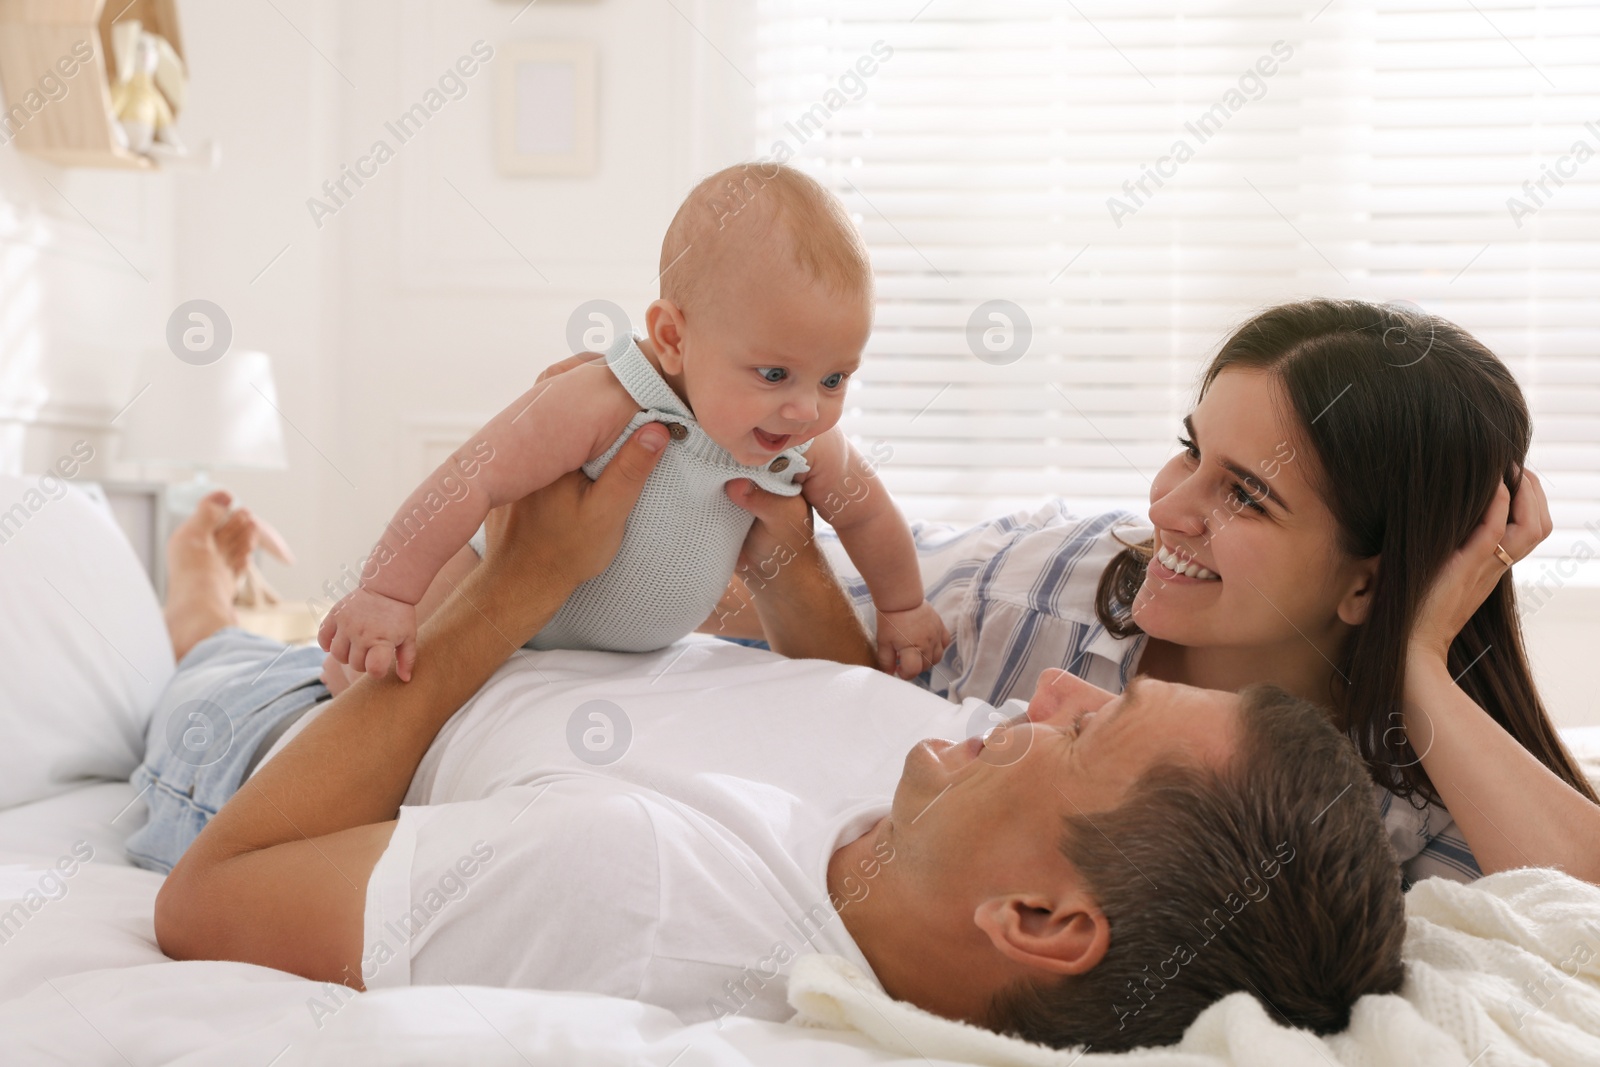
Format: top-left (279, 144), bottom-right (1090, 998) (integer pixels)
top-left (604, 333), bottom-right (690, 416)
top-left (593, 330), bottom-right (810, 496)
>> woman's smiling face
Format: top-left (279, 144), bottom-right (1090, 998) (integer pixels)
top-left (1132, 368), bottom-right (1377, 658)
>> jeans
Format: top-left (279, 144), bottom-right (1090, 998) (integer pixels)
top-left (125, 628), bottom-right (328, 874)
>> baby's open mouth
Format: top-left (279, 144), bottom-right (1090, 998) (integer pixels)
top-left (753, 428), bottom-right (791, 450)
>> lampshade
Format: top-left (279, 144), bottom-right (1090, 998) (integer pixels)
top-left (119, 349), bottom-right (288, 470)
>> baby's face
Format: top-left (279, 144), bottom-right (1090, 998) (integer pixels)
top-left (679, 273), bottom-right (872, 467)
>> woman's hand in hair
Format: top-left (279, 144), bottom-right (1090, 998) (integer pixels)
top-left (1408, 469), bottom-right (1551, 665)
top-left (1399, 468), bottom-right (1600, 883)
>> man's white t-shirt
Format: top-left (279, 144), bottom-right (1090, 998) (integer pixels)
top-left (342, 636), bottom-right (984, 1025)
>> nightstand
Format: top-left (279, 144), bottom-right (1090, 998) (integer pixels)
top-left (235, 603), bottom-right (321, 645)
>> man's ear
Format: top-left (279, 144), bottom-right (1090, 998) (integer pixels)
top-left (973, 893), bottom-right (1109, 977)
top-left (1335, 555), bottom-right (1381, 627)
top-left (645, 299), bottom-right (688, 375)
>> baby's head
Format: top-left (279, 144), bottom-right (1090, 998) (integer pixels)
top-left (646, 162), bottom-right (874, 467)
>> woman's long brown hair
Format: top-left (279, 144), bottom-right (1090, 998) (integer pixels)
top-left (1096, 298), bottom-right (1597, 806)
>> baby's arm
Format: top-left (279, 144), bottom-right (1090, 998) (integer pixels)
top-left (320, 544), bottom-right (480, 696)
top-left (320, 363), bottom-right (635, 679)
top-left (799, 428), bottom-right (949, 679)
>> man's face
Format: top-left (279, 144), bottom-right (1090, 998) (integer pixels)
top-left (883, 672), bottom-right (1241, 912)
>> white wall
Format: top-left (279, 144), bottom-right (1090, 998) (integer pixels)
top-left (0, 127), bottom-right (173, 480)
top-left (172, 0), bottom-right (755, 617)
top-left (1522, 588), bottom-right (1600, 729)
top-left (2, 0), bottom-right (1597, 729)
top-left (0, 0), bottom-right (754, 610)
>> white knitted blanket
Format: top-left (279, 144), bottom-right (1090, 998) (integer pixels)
top-left (788, 866), bottom-right (1600, 1066)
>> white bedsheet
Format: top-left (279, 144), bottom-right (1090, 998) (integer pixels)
top-left (0, 780), bottom-right (145, 864)
top-left (4, 745), bottom-right (1600, 1065)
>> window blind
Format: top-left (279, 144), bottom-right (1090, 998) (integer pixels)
top-left (752, 0), bottom-right (1600, 569)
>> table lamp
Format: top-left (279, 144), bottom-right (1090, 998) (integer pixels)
top-left (118, 348), bottom-right (294, 605)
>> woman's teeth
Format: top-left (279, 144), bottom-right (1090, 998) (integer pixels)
top-left (1155, 544), bottom-right (1219, 581)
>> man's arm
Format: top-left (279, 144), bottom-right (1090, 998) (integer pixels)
top-left (797, 431), bottom-right (947, 676)
top-left (718, 478), bottom-right (876, 668)
top-left (155, 424), bottom-right (668, 986)
top-left (797, 429), bottom-right (923, 614)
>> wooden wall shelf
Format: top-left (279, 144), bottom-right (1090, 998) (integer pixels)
top-left (0, 0), bottom-right (184, 169)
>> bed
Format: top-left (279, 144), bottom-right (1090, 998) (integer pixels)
top-left (3, 475), bottom-right (1600, 1066)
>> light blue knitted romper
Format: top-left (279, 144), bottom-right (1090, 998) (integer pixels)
top-left (469, 333), bottom-right (813, 652)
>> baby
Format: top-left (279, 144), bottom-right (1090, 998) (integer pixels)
top-left (318, 161), bottom-right (949, 681)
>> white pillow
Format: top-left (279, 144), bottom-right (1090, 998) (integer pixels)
top-left (0, 477), bottom-right (175, 808)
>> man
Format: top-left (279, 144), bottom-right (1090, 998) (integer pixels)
top-left (150, 423), bottom-right (1406, 1053)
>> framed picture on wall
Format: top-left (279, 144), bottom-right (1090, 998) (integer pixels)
top-left (495, 40), bottom-right (597, 176)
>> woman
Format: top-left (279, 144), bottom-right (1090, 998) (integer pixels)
top-left (726, 297), bottom-right (1599, 887)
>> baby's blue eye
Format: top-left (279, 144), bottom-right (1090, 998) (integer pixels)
top-left (822, 372), bottom-right (847, 389)
top-left (756, 367), bottom-right (787, 383)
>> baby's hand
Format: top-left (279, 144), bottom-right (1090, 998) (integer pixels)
top-left (316, 587), bottom-right (419, 682)
top-left (319, 652), bottom-right (360, 697)
top-left (875, 600), bottom-right (951, 680)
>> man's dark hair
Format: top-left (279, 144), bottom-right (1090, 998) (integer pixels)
top-left (987, 684), bottom-right (1407, 1051)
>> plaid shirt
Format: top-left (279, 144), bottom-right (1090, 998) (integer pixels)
top-left (818, 498), bottom-right (1481, 889)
